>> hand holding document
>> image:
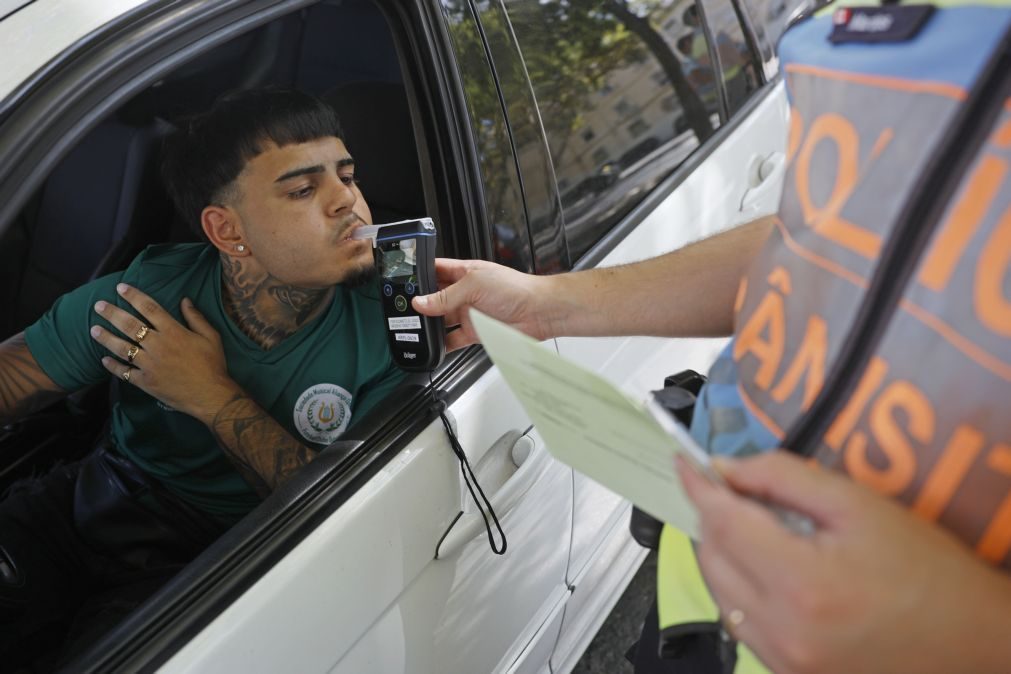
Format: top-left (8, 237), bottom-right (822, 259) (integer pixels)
top-left (470, 309), bottom-right (714, 539)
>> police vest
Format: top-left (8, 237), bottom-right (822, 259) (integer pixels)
top-left (657, 0), bottom-right (1011, 670)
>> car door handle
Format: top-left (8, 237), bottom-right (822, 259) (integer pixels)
top-left (435, 432), bottom-right (549, 559)
top-left (739, 151), bottom-right (785, 213)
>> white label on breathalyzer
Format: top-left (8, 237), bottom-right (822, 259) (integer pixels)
top-left (388, 316), bottom-right (421, 330)
top-left (395, 332), bottom-right (420, 342)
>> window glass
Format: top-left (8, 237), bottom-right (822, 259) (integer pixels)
top-left (443, 0), bottom-right (534, 270)
top-left (503, 0), bottom-right (721, 261)
top-left (746, 0), bottom-right (817, 60)
top-left (699, 0), bottom-right (762, 116)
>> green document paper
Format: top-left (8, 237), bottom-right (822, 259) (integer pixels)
top-left (470, 309), bottom-right (711, 539)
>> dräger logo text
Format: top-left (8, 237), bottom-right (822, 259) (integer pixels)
top-left (402, 352), bottom-right (417, 359)
top-left (849, 11), bottom-right (894, 32)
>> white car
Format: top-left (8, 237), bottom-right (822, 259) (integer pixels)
top-left (0, 0), bottom-right (799, 671)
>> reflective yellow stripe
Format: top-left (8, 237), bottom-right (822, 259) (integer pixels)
top-left (657, 526), bottom-right (771, 674)
top-left (656, 525), bottom-right (718, 627)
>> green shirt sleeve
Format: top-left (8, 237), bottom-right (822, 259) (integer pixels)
top-left (23, 271), bottom-right (126, 391)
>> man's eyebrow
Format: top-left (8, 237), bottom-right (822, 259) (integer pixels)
top-left (275, 164), bottom-right (324, 183)
top-left (274, 157), bottom-right (354, 183)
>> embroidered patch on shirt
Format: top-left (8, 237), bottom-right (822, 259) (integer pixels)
top-left (293, 383), bottom-right (353, 445)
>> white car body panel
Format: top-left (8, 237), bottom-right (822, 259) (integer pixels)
top-left (0, 0), bottom-right (147, 100)
top-left (162, 371), bottom-right (573, 674)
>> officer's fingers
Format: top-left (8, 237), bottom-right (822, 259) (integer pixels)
top-left (714, 451), bottom-right (851, 527)
top-left (677, 456), bottom-right (811, 589)
top-left (433, 257), bottom-right (487, 286)
top-left (413, 286), bottom-right (460, 319)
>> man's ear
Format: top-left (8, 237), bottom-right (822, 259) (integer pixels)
top-left (201, 205), bottom-right (249, 257)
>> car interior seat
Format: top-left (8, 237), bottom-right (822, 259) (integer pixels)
top-left (323, 81), bottom-right (426, 224)
top-left (0, 118), bottom-right (175, 340)
top-left (0, 115), bottom-right (178, 490)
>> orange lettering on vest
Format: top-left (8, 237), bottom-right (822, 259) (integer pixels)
top-left (787, 106), bottom-right (804, 165)
top-left (912, 424), bottom-right (986, 521)
top-left (794, 114), bottom-right (886, 259)
top-left (824, 356), bottom-right (889, 451)
top-left (995, 117), bottom-right (1011, 148)
top-left (768, 266), bottom-right (792, 295)
top-left (920, 156), bottom-right (1007, 292)
top-left (844, 380), bottom-right (932, 495)
top-left (771, 313), bottom-right (827, 411)
top-left (976, 444), bottom-right (1011, 564)
top-left (975, 204), bottom-right (1011, 337)
top-left (733, 287), bottom-right (786, 390)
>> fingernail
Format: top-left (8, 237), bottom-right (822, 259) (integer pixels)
top-left (94, 301), bottom-right (107, 313)
top-left (90, 326), bottom-right (101, 337)
top-left (117, 283), bottom-right (128, 295)
top-left (414, 296), bottom-right (428, 307)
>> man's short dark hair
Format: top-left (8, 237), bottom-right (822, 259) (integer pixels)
top-left (161, 88), bottom-right (344, 237)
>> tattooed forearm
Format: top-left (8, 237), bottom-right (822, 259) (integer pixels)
top-left (0, 333), bottom-right (66, 424)
top-left (210, 393), bottom-right (318, 497)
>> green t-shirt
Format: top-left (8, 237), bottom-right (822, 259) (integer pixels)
top-left (24, 243), bottom-right (406, 518)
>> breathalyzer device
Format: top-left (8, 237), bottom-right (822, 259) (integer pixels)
top-left (353, 218), bottom-right (445, 372)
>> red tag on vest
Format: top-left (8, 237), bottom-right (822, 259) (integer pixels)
top-left (829, 5), bottom-right (935, 43)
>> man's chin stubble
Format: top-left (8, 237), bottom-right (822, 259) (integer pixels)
top-left (341, 262), bottom-right (377, 289)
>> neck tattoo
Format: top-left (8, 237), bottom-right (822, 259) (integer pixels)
top-left (220, 255), bottom-right (331, 350)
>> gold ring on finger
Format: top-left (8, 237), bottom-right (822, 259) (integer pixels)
top-left (126, 345), bottom-right (140, 363)
top-left (134, 324), bottom-right (149, 342)
top-left (122, 368), bottom-right (132, 383)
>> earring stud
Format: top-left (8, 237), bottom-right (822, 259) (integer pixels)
top-left (236, 244), bottom-right (246, 253)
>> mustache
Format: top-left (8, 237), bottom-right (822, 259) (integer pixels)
top-left (337, 213), bottom-right (367, 239)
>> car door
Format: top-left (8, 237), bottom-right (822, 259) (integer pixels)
top-left (0, 1), bottom-right (572, 673)
top-left (493, 0), bottom-right (790, 668)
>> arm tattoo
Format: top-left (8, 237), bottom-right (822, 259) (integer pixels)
top-left (210, 393), bottom-right (318, 497)
top-left (0, 334), bottom-right (66, 424)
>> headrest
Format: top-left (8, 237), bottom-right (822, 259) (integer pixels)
top-left (322, 81), bottom-right (425, 222)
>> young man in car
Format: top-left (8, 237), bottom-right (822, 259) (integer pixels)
top-left (412, 2), bottom-right (1011, 672)
top-left (0, 88), bottom-right (405, 665)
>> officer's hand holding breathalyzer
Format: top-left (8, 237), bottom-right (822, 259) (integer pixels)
top-left (354, 218), bottom-right (444, 371)
top-left (412, 258), bottom-right (562, 352)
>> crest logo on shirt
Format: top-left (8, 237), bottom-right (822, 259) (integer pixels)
top-left (293, 383), bottom-right (352, 445)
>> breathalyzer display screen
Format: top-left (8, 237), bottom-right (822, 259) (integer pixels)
top-left (378, 237), bottom-right (421, 321)
top-left (379, 239), bottom-right (417, 282)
